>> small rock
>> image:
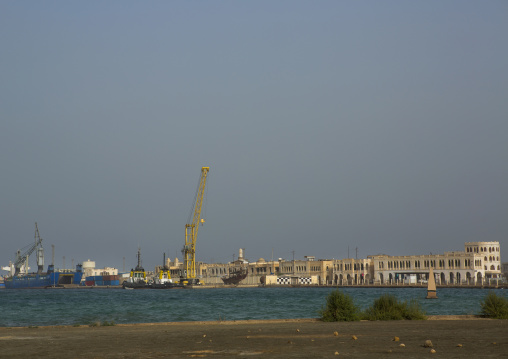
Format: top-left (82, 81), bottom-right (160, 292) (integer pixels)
top-left (352, 335), bottom-right (358, 340)
top-left (399, 344), bottom-right (405, 348)
top-left (202, 334), bottom-right (206, 338)
top-left (456, 344), bottom-right (462, 347)
top-left (296, 329), bottom-right (300, 333)
top-left (423, 340), bottom-right (433, 348)
top-left (430, 349), bottom-right (436, 354)
top-left (393, 336), bottom-right (400, 342)
top-left (334, 351), bottom-right (339, 355)
top-left (333, 331), bottom-right (339, 336)
top-left (287, 341), bottom-right (293, 344)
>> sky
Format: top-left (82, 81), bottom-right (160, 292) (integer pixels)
top-left (1, 1), bottom-right (507, 272)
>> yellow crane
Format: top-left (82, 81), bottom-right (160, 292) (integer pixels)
top-left (182, 166), bottom-right (209, 285)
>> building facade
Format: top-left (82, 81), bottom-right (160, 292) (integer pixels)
top-left (163, 242), bottom-right (502, 286)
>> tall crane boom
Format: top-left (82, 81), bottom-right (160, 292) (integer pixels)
top-left (14, 222), bottom-right (43, 276)
top-left (182, 166), bottom-right (209, 284)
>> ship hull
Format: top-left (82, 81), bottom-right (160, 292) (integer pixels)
top-left (4, 271), bottom-right (83, 289)
top-left (221, 269), bottom-right (248, 285)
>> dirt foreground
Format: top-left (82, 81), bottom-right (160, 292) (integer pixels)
top-left (0, 317), bottom-right (506, 358)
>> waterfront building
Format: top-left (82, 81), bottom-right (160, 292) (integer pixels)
top-left (82, 259), bottom-right (118, 278)
top-left (163, 242), bottom-right (501, 286)
top-left (331, 241), bottom-right (501, 286)
top-left (502, 262), bottom-right (508, 280)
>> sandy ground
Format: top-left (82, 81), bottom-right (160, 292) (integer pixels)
top-left (0, 317), bottom-right (506, 358)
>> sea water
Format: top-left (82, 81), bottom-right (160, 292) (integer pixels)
top-left (0, 287), bottom-right (505, 327)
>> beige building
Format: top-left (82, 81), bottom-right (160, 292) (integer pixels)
top-left (162, 242), bottom-right (502, 286)
top-left (332, 241), bottom-right (502, 286)
top-left (82, 259), bottom-right (118, 278)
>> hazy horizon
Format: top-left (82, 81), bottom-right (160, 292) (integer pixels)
top-left (1, 1), bottom-right (507, 272)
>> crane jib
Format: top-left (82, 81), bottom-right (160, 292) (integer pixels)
top-left (182, 167), bottom-right (209, 284)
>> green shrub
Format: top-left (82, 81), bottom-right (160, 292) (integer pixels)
top-left (403, 299), bottom-right (426, 320)
top-left (363, 294), bottom-right (426, 321)
top-left (319, 290), bottom-right (361, 322)
top-left (481, 291), bottom-right (508, 319)
top-left (101, 321), bottom-right (116, 326)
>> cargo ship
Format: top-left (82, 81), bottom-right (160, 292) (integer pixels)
top-left (4, 264), bottom-right (83, 289)
top-left (3, 223), bottom-right (83, 289)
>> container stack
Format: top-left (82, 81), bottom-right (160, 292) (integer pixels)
top-left (84, 274), bottom-right (120, 286)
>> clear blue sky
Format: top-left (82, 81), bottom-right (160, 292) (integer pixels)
top-left (1, 1), bottom-right (507, 271)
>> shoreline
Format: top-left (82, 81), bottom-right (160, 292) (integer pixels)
top-left (1, 317), bottom-right (506, 358)
top-left (1, 315), bottom-right (494, 330)
top-left (2, 283), bottom-right (506, 290)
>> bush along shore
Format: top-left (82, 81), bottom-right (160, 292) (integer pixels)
top-left (320, 289), bottom-right (508, 321)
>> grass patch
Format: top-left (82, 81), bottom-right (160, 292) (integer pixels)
top-left (362, 294), bottom-right (426, 320)
top-left (319, 290), bottom-right (361, 322)
top-left (88, 320), bottom-right (116, 327)
top-left (481, 291), bottom-right (508, 319)
top-left (320, 291), bottom-right (426, 322)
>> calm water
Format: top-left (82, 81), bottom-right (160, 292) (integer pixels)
top-left (0, 287), bottom-right (505, 327)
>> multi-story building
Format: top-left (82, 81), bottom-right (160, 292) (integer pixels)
top-left (164, 242), bottom-right (502, 286)
top-left (502, 262), bottom-right (508, 281)
top-left (332, 241), bottom-right (501, 286)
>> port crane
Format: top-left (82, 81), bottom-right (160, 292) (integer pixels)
top-left (14, 222), bottom-right (44, 275)
top-left (182, 166), bottom-right (209, 285)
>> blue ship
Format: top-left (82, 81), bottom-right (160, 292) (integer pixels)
top-left (4, 264), bottom-right (83, 289)
top-left (4, 222), bottom-right (83, 289)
